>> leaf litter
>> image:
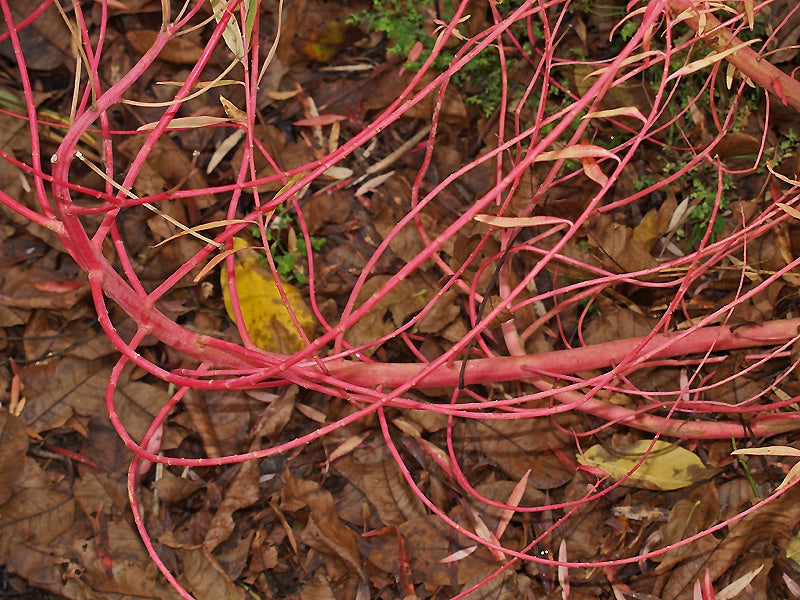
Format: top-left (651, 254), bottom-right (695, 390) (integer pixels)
top-left (4, 0), bottom-right (800, 599)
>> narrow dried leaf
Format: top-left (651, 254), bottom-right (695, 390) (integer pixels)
top-left (495, 469), bottom-right (530, 540)
top-left (769, 163), bottom-right (800, 187)
top-left (137, 116), bottom-right (230, 131)
top-left (210, 0), bottom-right (245, 59)
top-left (732, 445), bottom-right (800, 457)
top-left (667, 40), bottom-right (759, 81)
top-left (219, 95), bottom-right (247, 125)
top-left (581, 156), bottom-right (609, 186)
top-left (534, 144), bottom-right (620, 163)
top-left (777, 461), bottom-right (800, 491)
top-left (474, 214), bottom-right (572, 228)
top-left (294, 114), bottom-right (347, 127)
top-left (355, 171), bottom-right (394, 196)
top-left (391, 416), bottom-right (423, 437)
top-left (194, 246), bottom-right (240, 282)
top-left (586, 51), bottom-right (662, 77)
top-left (416, 437), bottom-right (456, 478)
top-left (439, 545), bottom-right (477, 563)
top-left (328, 432), bottom-right (370, 463)
top-left (608, 6), bottom-right (647, 41)
top-left (29, 279), bottom-right (85, 293)
top-left (583, 106), bottom-right (647, 122)
top-left (459, 497), bottom-right (505, 560)
top-left (156, 219), bottom-right (251, 249)
top-left (558, 539), bottom-right (569, 596)
top-left (744, 0), bottom-right (754, 30)
top-left (777, 202), bottom-right (800, 220)
top-left (323, 165), bottom-right (353, 179)
top-left (717, 565), bottom-right (763, 600)
top-left (667, 197), bottom-right (691, 233)
top-left (295, 402), bottom-right (327, 423)
top-left (266, 89), bottom-right (300, 100)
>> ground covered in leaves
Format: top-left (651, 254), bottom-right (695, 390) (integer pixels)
top-left (5, 0), bottom-right (800, 599)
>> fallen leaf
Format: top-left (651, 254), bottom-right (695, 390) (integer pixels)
top-left (578, 439), bottom-right (709, 490)
top-left (333, 445), bottom-right (427, 527)
top-left (221, 238), bottom-right (317, 353)
top-left (204, 461), bottom-right (260, 553)
top-left (0, 412), bottom-right (28, 504)
top-left (360, 515), bottom-right (492, 585)
top-left (465, 418), bottom-right (574, 489)
top-left (125, 30), bottom-right (205, 65)
top-left (281, 471), bottom-right (364, 576)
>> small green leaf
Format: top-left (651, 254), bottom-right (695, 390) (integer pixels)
top-left (209, 0), bottom-right (245, 59)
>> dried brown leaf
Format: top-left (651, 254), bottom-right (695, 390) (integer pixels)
top-left (333, 446), bottom-right (427, 527)
top-left (360, 515), bottom-right (492, 586)
top-left (20, 357), bottom-right (106, 433)
top-left (125, 30), bottom-right (205, 65)
top-left (204, 461), bottom-right (260, 553)
top-left (0, 412), bottom-right (28, 505)
top-left (176, 546), bottom-right (245, 600)
top-left (73, 471), bottom-right (128, 518)
top-left (281, 471), bottom-right (364, 575)
top-left (466, 418), bottom-right (574, 489)
top-left (660, 486), bottom-right (800, 600)
top-left (344, 275), bottom-right (429, 356)
top-left (0, 487), bottom-right (74, 546)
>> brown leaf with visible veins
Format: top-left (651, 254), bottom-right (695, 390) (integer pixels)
top-left (360, 514), bottom-right (493, 586)
top-left (464, 418), bottom-right (575, 489)
top-left (281, 470), bottom-right (364, 576)
top-left (333, 443), bottom-right (427, 527)
top-left (658, 485), bottom-right (800, 600)
top-left (20, 357), bottom-right (106, 433)
top-left (204, 461), bottom-right (260, 553)
top-left (125, 30), bottom-right (205, 65)
top-left (176, 545), bottom-right (245, 600)
top-left (0, 412), bottom-right (27, 505)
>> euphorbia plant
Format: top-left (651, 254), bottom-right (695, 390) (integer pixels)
top-left (3, 0), bottom-right (800, 597)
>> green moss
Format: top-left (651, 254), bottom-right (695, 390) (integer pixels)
top-left (351, 0), bottom-right (532, 116)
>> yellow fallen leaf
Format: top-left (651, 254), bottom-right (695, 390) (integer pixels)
top-left (577, 439), bottom-right (708, 491)
top-left (220, 238), bottom-right (316, 354)
top-left (787, 530), bottom-right (800, 564)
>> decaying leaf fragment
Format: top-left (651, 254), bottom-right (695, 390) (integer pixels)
top-left (578, 439), bottom-right (709, 490)
top-left (221, 237), bottom-right (316, 353)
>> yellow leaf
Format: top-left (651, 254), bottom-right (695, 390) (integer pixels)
top-left (220, 238), bottom-right (316, 354)
top-left (577, 439), bottom-right (708, 491)
top-left (787, 530), bottom-right (800, 564)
